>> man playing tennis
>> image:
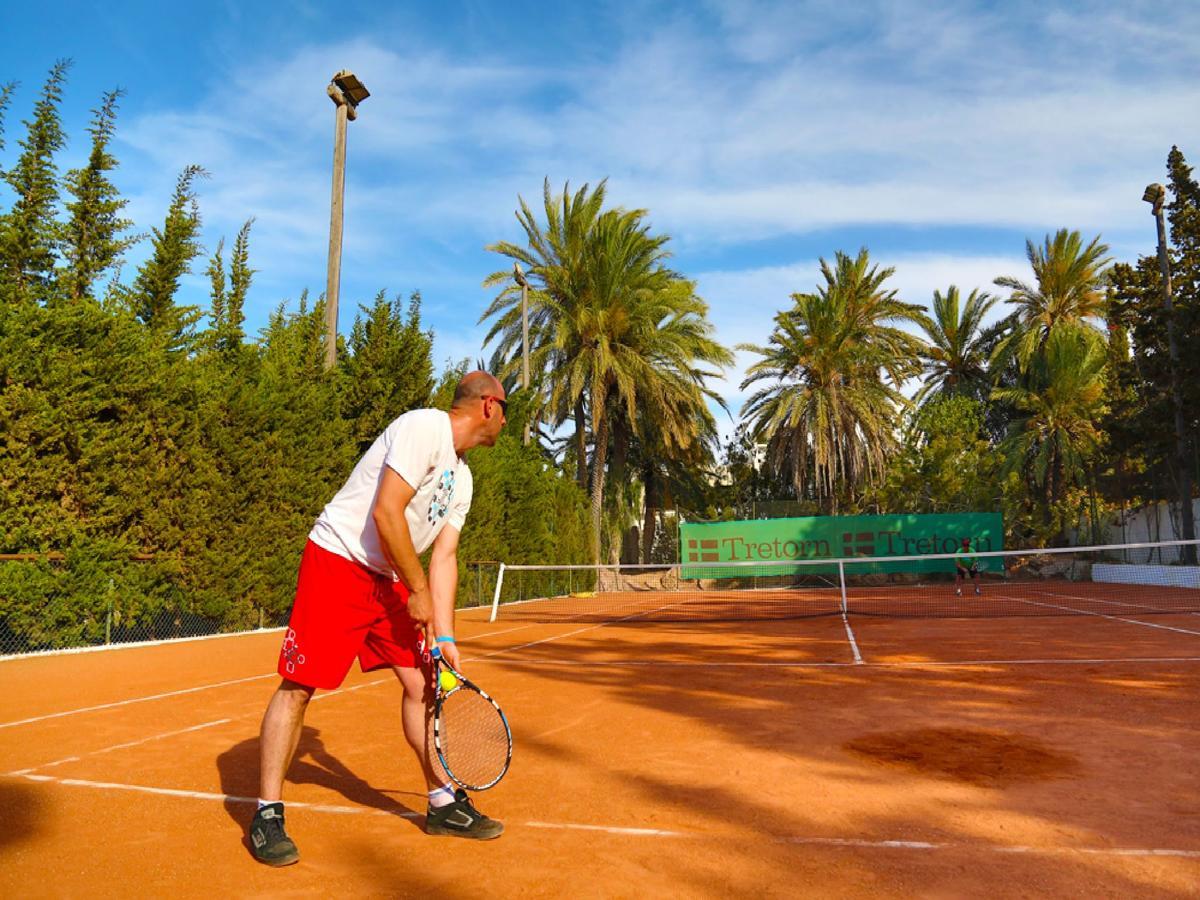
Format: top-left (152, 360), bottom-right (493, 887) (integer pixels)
top-left (954, 536), bottom-right (982, 596)
top-left (249, 371), bottom-right (508, 866)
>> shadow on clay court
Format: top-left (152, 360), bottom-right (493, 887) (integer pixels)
top-left (494, 618), bottom-right (1197, 871)
top-left (0, 781), bottom-right (43, 850)
top-left (215, 725), bottom-right (422, 845)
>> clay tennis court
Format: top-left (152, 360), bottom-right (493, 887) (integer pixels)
top-left (2, 586), bottom-right (1199, 898)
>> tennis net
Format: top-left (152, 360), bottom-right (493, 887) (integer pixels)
top-left (488, 539), bottom-right (1200, 623)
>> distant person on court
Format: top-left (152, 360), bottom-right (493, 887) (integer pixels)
top-left (249, 371), bottom-right (508, 866)
top-left (955, 537), bottom-right (982, 596)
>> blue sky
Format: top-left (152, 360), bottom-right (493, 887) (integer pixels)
top-left (3, 1), bottom-right (1199, 438)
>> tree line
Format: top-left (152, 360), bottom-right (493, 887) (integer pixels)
top-left (483, 173), bottom-right (1199, 559)
top-left (0, 64), bottom-right (590, 652)
top-left (1, 62), bottom-right (1197, 649)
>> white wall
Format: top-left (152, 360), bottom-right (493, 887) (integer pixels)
top-left (1083, 498), bottom-right (1200, 563)
top-left (1093, 563), bottom-right (1200, 589)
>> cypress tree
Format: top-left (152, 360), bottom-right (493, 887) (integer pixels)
top-left (1105, 146), bottom-right (1200, 518)
top-left (223, 217), bottom-right (253, 353)
top-left (342, 290), bottom-right (434, 451)
top-left (0, 61), bottom-right (71, 305)
top-left (60, 89), bottom-right (135, 302)
top-left (129, 164), bottom-right (207, 340)
top-left (0, 80), bottom-right (16, 156)
top-left (201, 219), bottom-right (252, 356)
top-left (1165, 147), bottom-right (1200, 412)
top-left (204, 235), bottom-right (226, 350)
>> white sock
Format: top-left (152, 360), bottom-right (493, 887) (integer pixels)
top-left (258, 799), bottom-right (278, 811)
top-left (428, 784), bottom-right (457, 809)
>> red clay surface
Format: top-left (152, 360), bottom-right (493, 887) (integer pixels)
top-left (2, 605), bottom-right (1199, 898)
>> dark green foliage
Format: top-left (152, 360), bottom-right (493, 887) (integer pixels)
top-left (1164, 147), bottom-right (1200, 416)
top-left (205, 218), bottom-right (255, 356)
top-left (1106, 146), bottom-right (1200, 511)
top-left (61, 89), bottom-right (136, 302)
top-left (876, 395), bottom-right (1000, 516)
top-left (0, 65), bottom-right (591, 652)
top-left (1, 61), bottom-right (71, 305)
top-left (224, 218), bottom-right (253, 350)
top-left (426, 358), bottom-right (590, 603)
top-left (128, 164), bottom-right (207, 340)
top-left (342, 290), bottom-right (434, 451)
top-left (0, 81), bottom-right (16, 153)
top-left (459, 429), bottom-right (589, 569)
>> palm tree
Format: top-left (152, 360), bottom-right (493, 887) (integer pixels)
top-left (482, 179), bottom-right (609, 488)
top-left (484, 189), bottom-right (731, 563)
top-left (739, 250), bottom-right (926, 513)
top-left (547, 213), bottom-right (730, 562)
top-left (994, 325), bottom-right (1108, 531)
top-left (915, 286), bottom-right (1000, 405)
top-left (992, 229), bottom-right (1112, 372)
top-left (607, 282), bottom-right (730, 563)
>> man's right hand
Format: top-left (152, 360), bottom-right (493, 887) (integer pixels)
top-left (407, 584), bottom-right (434, 630)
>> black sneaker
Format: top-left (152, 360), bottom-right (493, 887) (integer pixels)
top-left (425, 788), bottom-right (504, 840)
top-left (250, 802), bottom-right (300, 866)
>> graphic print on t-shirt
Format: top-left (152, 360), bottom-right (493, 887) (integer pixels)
top-left (428, 469), bottom-right (455, 524)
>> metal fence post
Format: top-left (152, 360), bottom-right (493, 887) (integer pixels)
top-left (105, 578), bottom-right (115, 645)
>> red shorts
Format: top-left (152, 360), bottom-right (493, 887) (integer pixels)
top-left (279, 540), bottom-right (427, 690)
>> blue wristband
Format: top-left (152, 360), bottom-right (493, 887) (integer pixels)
top-left (435, 636), bottom-right (456, 644)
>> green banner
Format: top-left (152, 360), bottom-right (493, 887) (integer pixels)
top-left (680, 513), bottom-right (1003, 577)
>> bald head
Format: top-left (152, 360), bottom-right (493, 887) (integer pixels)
top-left (451, 371), bottom-right (503, 409)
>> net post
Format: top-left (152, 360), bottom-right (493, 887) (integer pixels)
top-left (838, 559), bottom-right (848, 615)
top-left (489, 564), bottom-right (506, 622)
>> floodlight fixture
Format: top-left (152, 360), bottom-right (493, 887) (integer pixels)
top-left (332, 70), bottom-right (371, 106)
top-left (1142, 182), bottom-right (1166, 212)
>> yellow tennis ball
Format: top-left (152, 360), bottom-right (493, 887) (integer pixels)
top-left (438, 670), bottom-right (458, 691)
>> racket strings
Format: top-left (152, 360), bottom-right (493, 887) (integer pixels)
top-left (439, 688), bottom-right (510, 787)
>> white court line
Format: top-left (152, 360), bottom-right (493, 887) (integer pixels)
top-left (309, 676), bottom-right (390, 701)
top-left (19, 719), bottom-right (233, 772)
top-left (8, 773), bottom-right (1198, 860)
top-left (8, 772), bottom-right (419, 818)
top-left (1030, 588), bottom-right (1200, 618)
top-left (526, 820), bottom-right (688, 837)
top-left (841, 612), bottom-right (864, 664)
top-left (0, 672), bottom-right (277, 730)
top-left (475, 655), bottom-right (1200, 668)
top-left (995, 595), bottom-right (1200, 636)
top-left (6, 676), bottom-right (395, 775)
top-left (0, 610), bottom-right (650, 734)
top-left (467, 595), bottom-right (710, 663)
top-left (8, 630), bottom-right (1196, 736)
top-left (0, 593), bottom-right (806, 731)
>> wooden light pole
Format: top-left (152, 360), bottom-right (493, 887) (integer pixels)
top-left (513, 262), bottom-right (531, 445)
top-left (324, 70), bottom-right (370, 371)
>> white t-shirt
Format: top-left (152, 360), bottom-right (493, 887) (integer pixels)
top-left (309, 409), bottom-right (473, 575)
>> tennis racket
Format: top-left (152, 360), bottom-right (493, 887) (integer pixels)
top-left (428, 644), bottom-right (512, 791)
